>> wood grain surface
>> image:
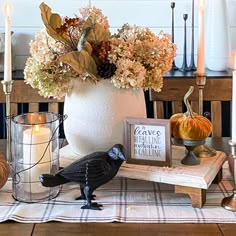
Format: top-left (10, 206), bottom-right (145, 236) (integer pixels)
top-left (0, 222), bottom-right (235, 236)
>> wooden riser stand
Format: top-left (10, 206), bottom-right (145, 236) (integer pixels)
top-left (60, 145), bottom-right (226, 208)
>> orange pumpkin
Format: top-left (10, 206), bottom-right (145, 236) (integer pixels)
top-left (0, 154), bottom-right (9, 189)
top-left (170, 86), bottom-right (212, 140)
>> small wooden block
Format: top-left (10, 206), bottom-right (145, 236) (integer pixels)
top-left (116, 148), bottom-right (226, 190)
top-left (175, 185), bottom-right (206, 208)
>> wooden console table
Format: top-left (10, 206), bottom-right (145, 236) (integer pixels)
top-left (161, 69), bottom-right (232, 101)
top-left (60, 143), bottom-right (226, 209)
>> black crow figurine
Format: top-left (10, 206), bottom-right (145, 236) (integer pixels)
top-left (40, 144), bottom-right (126, 210)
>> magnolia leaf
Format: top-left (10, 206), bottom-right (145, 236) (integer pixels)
top-left (39, 2), bottom-right (72, 47)
top-left (82, 17), bottom-right (110, 43)
top-left (86, 23), bottom-right (111, 43)
top-left (83, 42), bottom-right (93, 55)
top-left (60, 50), bottom-right (97, 75)
top-left (82, 17), bottom-right (95, 29)
top-left (40, 2), bottom-right (51, 24)
top-left (49, 14), bottom-right (62, 30)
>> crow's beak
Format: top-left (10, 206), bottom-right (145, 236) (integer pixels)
top-left (119, 152), bottom-right (126, 161)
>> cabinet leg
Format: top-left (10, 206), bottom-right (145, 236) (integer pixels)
top-left (175, 185), bottom-right (206, 208)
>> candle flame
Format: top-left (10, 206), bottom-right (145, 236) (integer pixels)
top-left (3, 3), bottom-right (12, 17)
top-left (35, 125), bottom-right (40, 133)
top-left (199, 0), bottom-right (205, 8)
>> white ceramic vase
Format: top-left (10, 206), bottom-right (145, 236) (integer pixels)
top-left (63, 79), bottom-right (147, 156)
top-left (205, 0), bottom-right (230, 71)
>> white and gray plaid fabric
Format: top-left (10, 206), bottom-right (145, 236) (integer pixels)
top-left (0, 161), bottom-right (235, 223)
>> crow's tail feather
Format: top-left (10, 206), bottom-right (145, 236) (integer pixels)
top-left (40, 174), bottom-right (69, 187)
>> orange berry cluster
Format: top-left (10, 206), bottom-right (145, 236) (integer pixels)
top-left (92, 41), bottom-right (111, 62)
top-left (56, 17), bottom-right (80, 35)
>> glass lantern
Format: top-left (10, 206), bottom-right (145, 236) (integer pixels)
top-left (11, 112), bottom-right (62, 202)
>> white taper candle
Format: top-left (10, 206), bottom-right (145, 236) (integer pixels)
top-left (3, 4), bottom-right (12, 82)
top-left (23, 125), bottom-right (52, 193)
top-left (197, 0), bottom-right (205, 74)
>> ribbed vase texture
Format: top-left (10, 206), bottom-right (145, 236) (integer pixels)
top-left (205, 0), bottom-right (230, 71)
top-left (63, 80), bottom-right (147, 156)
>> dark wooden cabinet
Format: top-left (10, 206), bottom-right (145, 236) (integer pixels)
top-left (149, 69), bottom-right (232, 137)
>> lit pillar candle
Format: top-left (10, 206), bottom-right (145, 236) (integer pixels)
top-left (23, 125), bottom-right (52, 193)
top-left (232, 54), bottom-right (236, 143)
top-left (197, 0), bottom-right (205, 74)
top-left (3, 4), bottom-right (12, 82)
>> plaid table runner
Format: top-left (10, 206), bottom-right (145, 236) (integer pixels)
top-left (0, 160), bottom-right (235, 223)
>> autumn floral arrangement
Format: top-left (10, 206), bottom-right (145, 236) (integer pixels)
top-left (24, 2), bottom-right (176, 99)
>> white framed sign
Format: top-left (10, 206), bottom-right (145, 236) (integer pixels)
top-left (124, 117), bottom-right (172, 166)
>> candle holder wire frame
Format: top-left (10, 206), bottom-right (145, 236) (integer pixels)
top-left (11, 112), bottom-right (67, 203)
top-left (193, 73), bottom-right (216, 158)
top-left (11, 113), bottom-right (67, 180)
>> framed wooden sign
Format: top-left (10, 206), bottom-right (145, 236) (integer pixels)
top-left (124, 117), bottom-right (172, 167)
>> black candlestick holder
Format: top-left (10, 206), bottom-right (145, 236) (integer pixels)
top-left (179, 14), bottom-right (191, 72)
top-left (189, 0), bottom-right (196, 71)
top-left (171, 2), bottom-right (178, 70)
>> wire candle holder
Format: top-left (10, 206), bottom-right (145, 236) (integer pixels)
top-left (11, 112), bottom-right (66, 202)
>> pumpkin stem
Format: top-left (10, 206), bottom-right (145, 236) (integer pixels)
top-left (184, 86), bottom-right (195, 118)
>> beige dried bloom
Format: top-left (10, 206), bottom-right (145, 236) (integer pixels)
top-left (24, 3), bottom-right (176, 98)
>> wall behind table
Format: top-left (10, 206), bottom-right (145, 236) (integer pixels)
top-left (0, 0), bottom-right (235, 70)
top-left (0, 0), bottom-right (234, 138)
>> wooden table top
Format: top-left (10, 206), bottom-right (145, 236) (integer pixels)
top-left (0, 137), bottom-right (235, 236)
